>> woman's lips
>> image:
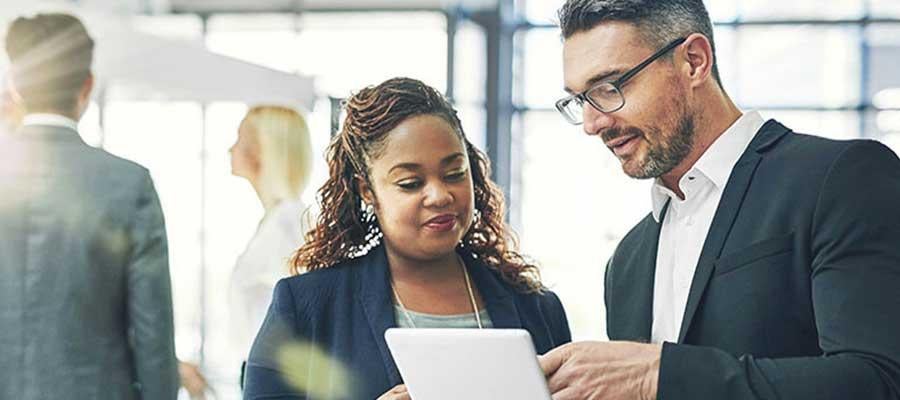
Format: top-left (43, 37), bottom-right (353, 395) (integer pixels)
top-left (424, 215), bottom-right (457, 232)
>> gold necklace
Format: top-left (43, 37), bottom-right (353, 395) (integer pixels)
top-left (391, 256), bottom-right (483, 329)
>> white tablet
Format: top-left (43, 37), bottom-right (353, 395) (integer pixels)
top-left (384, 328), bottom-right (552, 400)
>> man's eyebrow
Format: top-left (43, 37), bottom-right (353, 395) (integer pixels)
top-left (564, 67), bottom-right (628, 94)
top-left (584, 68), bottom-right (626, 87)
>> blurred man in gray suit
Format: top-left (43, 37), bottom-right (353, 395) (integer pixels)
top-left (0, 13), bottom-right (178, 399)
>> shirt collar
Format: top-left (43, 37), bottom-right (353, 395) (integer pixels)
top-left (650, 111), bottom-right (766, 222)
top-left (22, 113), bottom-right (79, 132)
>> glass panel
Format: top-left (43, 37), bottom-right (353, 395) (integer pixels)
top-left (867, 24), bottom-right (900, 108)
top-left (759, 109), bottom-right (861, 140)
top-left (871, 110), bottom-right (900, 154)
top-left (739, 0), bottom-right (864, 19)
top-left (454, 20), bottom-right (486, 104)
top-left (712, 26), bottom-right (738, 94)
top-left (515, 28), bottom-right (563, 109)
top-left (707, 0), bottom-right (739, 22)
top-left (870, 0), bottom-right (900, 18)
top-left (525, 0), bottom-right (737, 24)
top-left (457, 104), bottom-right (487, 151)
top-left (735, 26), bottom-right (861, 108)
top-left (294, 12), bottom-right (448, 98)
top-left (102, 101), bottom-right (204, 360)
top-left (525, 0), bottom-right (563, 25)
top-left (518, 111), bottom-right (651, 340)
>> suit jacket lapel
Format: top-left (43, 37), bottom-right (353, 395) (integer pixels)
top-left (610, 204), bottom-right (667, 342)
top-left (677, 120), bottom-right (790, 342)
top-left (355, 245), bottom-right (403, 385)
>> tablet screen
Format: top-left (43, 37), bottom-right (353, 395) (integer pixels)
top-left (385, 328), bottom-right (552, 400)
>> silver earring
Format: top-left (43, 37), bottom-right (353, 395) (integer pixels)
top-left (362, 203), bottom-right (375, 223)
top-left (360, 202), bottom-right (382, 250)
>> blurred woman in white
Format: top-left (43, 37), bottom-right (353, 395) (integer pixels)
top-left (179, 105), bottom-right (314, 398)
top-left (228, 105), bottom-right (314, 355)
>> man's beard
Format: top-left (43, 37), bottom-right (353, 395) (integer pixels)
top-left (603, 110), bottom-right (696, 179)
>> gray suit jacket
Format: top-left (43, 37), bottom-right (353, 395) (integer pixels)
top-left (0, 125), bottom-right (179, 399)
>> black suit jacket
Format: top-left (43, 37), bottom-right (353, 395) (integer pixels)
top-left (243, 244), bottom-right (572, 399)
top-left (606, 120), bottom-right (900, 399)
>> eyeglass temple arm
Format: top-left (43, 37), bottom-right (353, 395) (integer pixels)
top-left (614, 37), bottom-right (688, 86)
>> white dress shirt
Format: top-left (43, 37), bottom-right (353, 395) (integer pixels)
top-left (650, 111), bottom-right (765, 344)
top-left (228, 198), bottom-right (311, 359)
top-left (22, 113), bottom-right (79, 131)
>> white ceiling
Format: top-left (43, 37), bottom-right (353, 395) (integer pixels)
top-left (1, 1), bottom-right (317, 106)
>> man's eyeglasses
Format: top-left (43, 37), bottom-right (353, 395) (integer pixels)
top-left (556, 37), bottom-right (687, 125)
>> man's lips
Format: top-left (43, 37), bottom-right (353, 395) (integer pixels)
top-left (605, 133), bottom-right (639, 148)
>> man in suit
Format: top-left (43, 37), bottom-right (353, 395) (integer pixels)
top-left (0, 13), bottom-right (178, 399)
top-left (538, 1), bottom-right (900, 399)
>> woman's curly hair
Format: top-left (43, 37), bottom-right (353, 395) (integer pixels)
top-left (290, 77), bottom-right (542, 293)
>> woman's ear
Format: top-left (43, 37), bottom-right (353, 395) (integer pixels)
top-left (355, 174), bottom-right (376, 206)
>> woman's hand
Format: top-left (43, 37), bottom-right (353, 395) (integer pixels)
top-left (377, 384), bottom-right (411, 400)
top-left (178, 361), bottom-right (210, 399)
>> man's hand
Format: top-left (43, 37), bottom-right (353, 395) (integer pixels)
top-left (538, 341), bottom-right (662, 400)
top-left (377, 384), bottom-right (411, 400)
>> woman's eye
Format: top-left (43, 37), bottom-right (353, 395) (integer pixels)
top-left (446, 170), bottom-right (467, 181)
top-left (397, 180), bottom-right (422, 190)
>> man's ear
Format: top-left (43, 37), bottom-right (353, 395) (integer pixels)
top-left (681, 33), bottom-right (714, 89)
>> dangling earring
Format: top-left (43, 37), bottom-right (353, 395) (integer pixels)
top-left (361, 201), bottom-right (382, 250)
top-left (459, 208), bottom-right (482, 249)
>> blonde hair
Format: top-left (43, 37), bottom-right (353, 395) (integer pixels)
top-left (242, 105), bottom-right (313, 201)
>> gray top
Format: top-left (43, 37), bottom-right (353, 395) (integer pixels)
top-left (394, 305), bottom-right (494, 329)
top-left (0, 125), bottom-right (178, 400)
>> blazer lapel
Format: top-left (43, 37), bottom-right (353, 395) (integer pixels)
top-left (355, 246), bottom-right (403, 385)
top-left (677, 120), bottom-right (791, 342)
top-left (610, 205), bottom-right (667, 342)
top-left (462, 250), bottom-right (522, 329)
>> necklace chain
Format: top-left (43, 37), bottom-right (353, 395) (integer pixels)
top-left (391, 256), bottom-right (483, 329)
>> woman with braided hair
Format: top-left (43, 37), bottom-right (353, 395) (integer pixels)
top-left (243, 77), bottom-right (571, 400)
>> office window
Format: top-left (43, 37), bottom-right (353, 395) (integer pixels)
top-left (454, 20), bottom-right (488, 150)
top-left (735, 26), bottom-right (861, 108)
top-left (739, 0), bottom-right (864, 19)
top-left (514, 28), bottom-right (562, 110)
top-left (871, 0), bottom-right (900, 17)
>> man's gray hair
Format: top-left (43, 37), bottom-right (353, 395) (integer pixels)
top-left (558, 0), bottom-right (722, 88)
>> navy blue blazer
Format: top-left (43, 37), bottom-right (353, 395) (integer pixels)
top-left (243, 244), bottom-right (571, 399)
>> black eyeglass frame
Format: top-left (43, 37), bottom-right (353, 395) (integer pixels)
top-left (555, 37), bottom-right (688, 125)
